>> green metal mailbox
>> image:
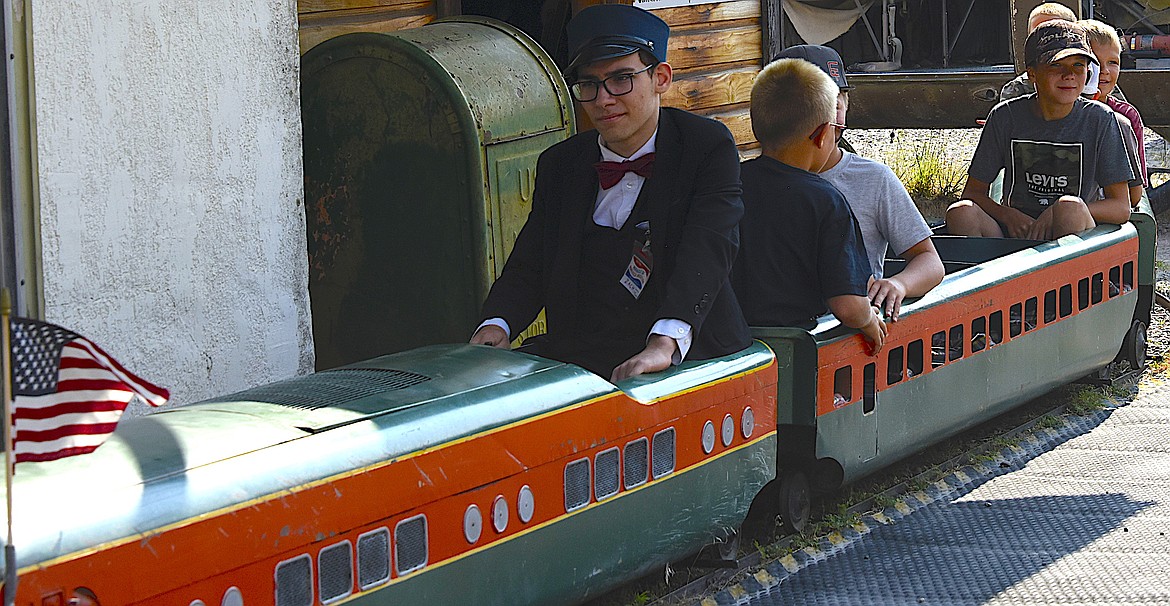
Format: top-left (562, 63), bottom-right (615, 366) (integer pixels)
top-left (301, 18), bottom-right (575, 370)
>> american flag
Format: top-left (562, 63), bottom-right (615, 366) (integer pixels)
top-left (7, 317), bottom-right (169, 463)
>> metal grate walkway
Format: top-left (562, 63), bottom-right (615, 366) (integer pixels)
top-left (704, 378), bottom-right (1170, 605)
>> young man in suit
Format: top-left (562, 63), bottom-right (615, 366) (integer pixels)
top-left (469, 4), bottom-right (751, 382)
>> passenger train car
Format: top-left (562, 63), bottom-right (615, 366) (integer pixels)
top-left (0, 206), bottom-right (1155, 605)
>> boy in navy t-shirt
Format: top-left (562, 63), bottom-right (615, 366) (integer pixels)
top-left (731, 58), bottom-right (885, 352)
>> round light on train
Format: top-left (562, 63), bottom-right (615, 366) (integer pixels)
top-left (742, 407), bottom-right (755, 439)
top-left (492, 495), bottom-right (509, 533)
top-left (721, 414), bottom-right (735, 447)
top-left (190, 601), bottom-right (206, 606)
top-left (518, 485), bottom-right (535, 523)
top-left (221, 587), bottom-right (243, 606)
top-left (464, 504), bottom-right (483, 544)
top-left (702, 420), bottom-right (716, 454)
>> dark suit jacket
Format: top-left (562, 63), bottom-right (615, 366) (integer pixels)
top-left (480, 107), bottom-right (752, 368)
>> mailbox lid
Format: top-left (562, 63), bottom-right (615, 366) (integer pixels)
top-left (395, 17), bottom-right (575, 144)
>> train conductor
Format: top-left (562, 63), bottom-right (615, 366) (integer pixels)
top-left (470, 4), bottom-right (752, 382)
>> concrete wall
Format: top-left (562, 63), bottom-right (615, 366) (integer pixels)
top-left (32, 0), bottom-right (314, 408)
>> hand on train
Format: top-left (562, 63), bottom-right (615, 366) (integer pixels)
top-left (860, 307), bottom-right (887, 355)
top-left (995, 205), bottom-right (1036, 239)
top-left (868, 276), bottom-right (908, 322)
top-left (470, 325), bottom-right (510, 349)
top-left (611, 335), bottom-right (676, 382)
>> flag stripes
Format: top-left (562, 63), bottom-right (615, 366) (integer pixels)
top-left (7, 318), bottom-right (169, 464)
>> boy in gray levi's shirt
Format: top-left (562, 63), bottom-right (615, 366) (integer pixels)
top-left (968, 94), bottom-right (1131, 220)
top-left (947, 21), bottom-right (1133, 240)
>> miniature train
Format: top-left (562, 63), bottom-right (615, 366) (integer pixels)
top-left (1, 199), bottom-right (1154, 604)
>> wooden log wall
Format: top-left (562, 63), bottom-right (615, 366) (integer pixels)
top-left (651, 1), bottom-right (763, 154)
top-left (297, 0), bottom-right (767, 151)
top-left (297, 0), bottom-right (445, 54)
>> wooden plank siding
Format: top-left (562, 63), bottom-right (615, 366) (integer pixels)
top-left (651, 1), bottom-right (763, 151)
top-left (297, 0), bottom-right (438, 54)
top-left (296, 0), bottom-right (767, 148)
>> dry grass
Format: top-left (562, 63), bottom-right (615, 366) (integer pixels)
top-left (887, 138), bottom-right (967, 224)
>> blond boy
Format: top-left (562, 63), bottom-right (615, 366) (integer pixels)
top-left (1001, 2), bottom-right (1078, 101)
top-left (731, 58), bottom-right (886, 352)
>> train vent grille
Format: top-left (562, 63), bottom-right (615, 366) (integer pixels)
top-left (318, 541), bottom-right (353, 604)
top-left (395, 515), bottom-right (428, 576)
top-left (624, 437), bottom-right (649, 489)
top-left (564, 458), bottom-right (591, 512)
top-left (357, 528), bottom-right (391, 590)
top-left (204, 368), bottom-right (431, 410)
top-left (275, 554), bottom-right (313, 606)
top-left (595, 448), bottom-right (620, 501)
top-left (652, 428), bottom-right (676, 479)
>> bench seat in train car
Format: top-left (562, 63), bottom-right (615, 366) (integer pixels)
top-left (755, 223), bottom-right (1140, 497)
top-left (2, 343), bottom-right (777, 606)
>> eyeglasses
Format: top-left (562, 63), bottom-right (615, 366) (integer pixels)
top-left (809, 122), bottom-right (847, 143)
top-left (570, 64), bottom-right (655, 102)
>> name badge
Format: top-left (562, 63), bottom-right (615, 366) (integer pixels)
top-left (621, 222), bottom-right (653, 299)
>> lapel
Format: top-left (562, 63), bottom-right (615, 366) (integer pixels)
top-left (553, 138), bottom-right (602, 319)
top-left (636, 109), bottom-right (680, 270)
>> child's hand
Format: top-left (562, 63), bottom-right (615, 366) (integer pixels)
top-left (994, 205), bottom-right (1036, 239)
top-left (1027, 207), bottom-right (1057, 240)
top-left (861, 307), bottom-right (887, 355)
top-left (868, 277), bottom-right (908, 321)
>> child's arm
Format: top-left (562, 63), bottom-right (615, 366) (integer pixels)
top-left (869, 238), bottom-right (944, 321)
top-left (828, 294), bottom-right (887, 354)
top-left (961, 176), bottom-right (1035, 238)
top-left (1090, 182), bottom-right (1135, 224)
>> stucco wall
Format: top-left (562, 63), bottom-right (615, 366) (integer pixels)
top-left (32, 0), bottom-right (314, 408)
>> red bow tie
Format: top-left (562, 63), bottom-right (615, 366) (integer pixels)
top-left (594, 153), bottom-right (656, 189)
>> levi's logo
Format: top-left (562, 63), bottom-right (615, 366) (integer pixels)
top-left (1026, 173), bottom-right (1069, 188)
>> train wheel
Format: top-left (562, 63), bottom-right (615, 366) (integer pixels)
top-left (777, 469), bottom-right (810, 534)
top-left (1122, 320), bottom-right (1148, 369)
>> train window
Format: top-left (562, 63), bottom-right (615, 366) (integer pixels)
top-left (971, 317), bottom-right (987, 352)
top-left (319, 541), bottom-right (354, 604)
top-left (1025, 297), bottom-right (1038, 330)
top-left (594, 447), bottom-right (620, 501)
top-left (564, 458), bottom-right (591, 512)
top-left (394, 514), bottom-right (428, 576)
top-left (275, 554), bottom-right (313, 606)
top-left (833, 366), bottom-right (853, 406)
top-left (1044, 289), bottom-right (1057, 323)
top-left (1059, 284), bottom-right (1073, 317)
top-left (989, 310), bottom-right (1003, 345)
top-left (907, 339), bottom-right (924, 378)
top-left (931, 331), bottom-right (946, 367)
top-left (1109, 265), bottom-right (1121, 297)
top-left (1009, 303), bottom-right (1023, 337)
top-left (1123, 261), bottom-right (1134, 293)
top-left (862, 363), bottom-right (876, 414)
top-left (1077, 277), bottom-right (1089, 310)
top-left (887, 346), bottom-right (904, 386)
top-left (652, 427), bottom-right (676, 479)
top-left (948, 324), bottom-right (964, 361)
top-left (1092, 272), bottom-right (1103, 304)
top-left (624, 438), bottom-right (649, 489)
top-left (357, 528), bottom-right (391, 590)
